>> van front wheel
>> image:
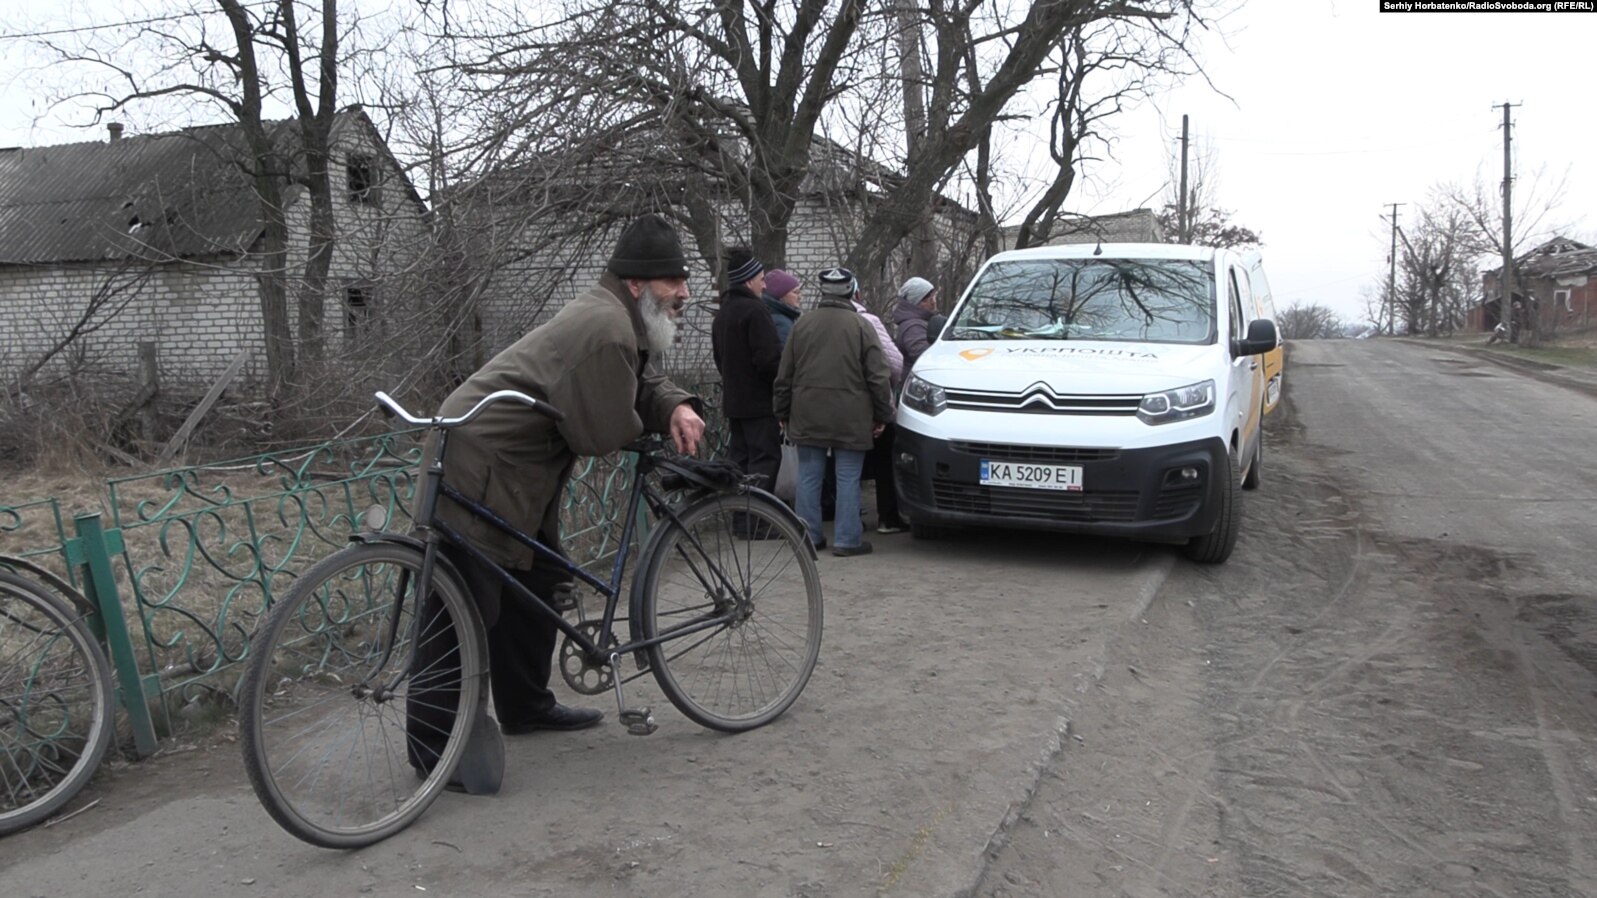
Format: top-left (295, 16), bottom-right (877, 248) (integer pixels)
top-left (1184, 451), bottom-right (1241, 564)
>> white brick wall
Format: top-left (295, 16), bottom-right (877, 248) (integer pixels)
top-left (468, 193), bottom-right (978, 380)
top-left (0, 116), bottom-right (433, 388)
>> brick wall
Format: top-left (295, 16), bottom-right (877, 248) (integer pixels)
top-left (469, 194), bottom-right (980, 381)
top-left (0, 116), bottom-right (433, 389)
top-left (0, 260), bottom-right (263, 383)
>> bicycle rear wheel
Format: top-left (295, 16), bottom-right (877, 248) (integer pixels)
top-left (637, 494), bottom-right (822, 732)
top-left (239, 542), bottom-right (484, 848)
top-left (0, 570), bottom-right (114, 835)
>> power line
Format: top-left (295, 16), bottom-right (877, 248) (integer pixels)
top-left (0, 2), bottom-right (274, 42)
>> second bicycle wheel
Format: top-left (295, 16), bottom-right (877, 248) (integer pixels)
top-left (239, 542), bottom-right (484, 848)
top-left (637, 493), bottom-right (822, 732)
top-left (0, 570), bottom-right (114, 836)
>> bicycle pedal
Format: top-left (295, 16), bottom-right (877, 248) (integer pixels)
top-left (550, 582), bottom-right (579, 613)
top-left (619, 707), bottom-right (657, 736)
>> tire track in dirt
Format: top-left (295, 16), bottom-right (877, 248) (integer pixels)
top-left (978, 374), bottom-right (1597, 897)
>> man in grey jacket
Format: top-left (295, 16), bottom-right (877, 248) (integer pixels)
top-left (774, 267), bottom-right (894, 556)
top-left (408, 214), bottom-right (705, 785)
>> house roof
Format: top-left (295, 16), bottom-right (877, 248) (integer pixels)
top-left (1487, 236), bottom-right (1597, 282)
top-left (445, 124), bottom-right (977, 223)
top-left (0, 108), bottom-right (424, 266)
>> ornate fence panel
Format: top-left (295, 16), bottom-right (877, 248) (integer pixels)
top-left (3, 377), bottom-right (731, 739)
top-left (102, 432), bottom-right (424, 727)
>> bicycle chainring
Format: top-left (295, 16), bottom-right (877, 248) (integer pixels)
top-left (559, 620), bottom-right (616, 696)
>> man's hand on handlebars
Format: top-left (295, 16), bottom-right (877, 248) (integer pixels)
top-left (670, 403), bottom-right (706, 456)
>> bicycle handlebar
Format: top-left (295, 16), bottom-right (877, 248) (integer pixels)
top-left (374, 389), bottom-right (566, 427)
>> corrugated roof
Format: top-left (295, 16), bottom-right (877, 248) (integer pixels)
top-left (1487, 236), bottom-right (1597, 281)
top-left (0, 119), bottom-right (311, 265)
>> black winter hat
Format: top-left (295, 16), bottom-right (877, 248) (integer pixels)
top-left (608, 214), bottom-right (689, 279)
top-left (725, 246), bottom-right (764, 285)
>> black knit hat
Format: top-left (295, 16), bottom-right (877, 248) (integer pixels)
top-left (725, 246), bottom-right (763, 285)
top-left (608, 214), bottom-right (689, 279)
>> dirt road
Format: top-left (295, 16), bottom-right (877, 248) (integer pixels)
top-left (982, 338), bottom-right (1597, 897)
top-left (6, 338), bottom-right (1594, 897)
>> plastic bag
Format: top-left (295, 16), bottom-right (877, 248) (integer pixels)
top-left (774, 440), bottom-right (799, 504)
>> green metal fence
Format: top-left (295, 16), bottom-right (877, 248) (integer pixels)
top-left (1, 378), bottom-right (730, 756)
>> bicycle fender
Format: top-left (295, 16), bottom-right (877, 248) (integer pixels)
top-left (0, 553), bottom-right (96, 616)
top-left (739, 487), bottom-right (816, 560)
top-left (344, 532), bottom-right (485, 663)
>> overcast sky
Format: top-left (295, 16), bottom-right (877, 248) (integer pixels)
top-left (1, 1), bottom-right (1592, 325)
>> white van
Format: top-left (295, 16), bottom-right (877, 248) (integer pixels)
top-left (894, 243), bottom-right (1280, 563)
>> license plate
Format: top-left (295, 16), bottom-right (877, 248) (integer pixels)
top-left (980, 459), bottom-right (1083, 491)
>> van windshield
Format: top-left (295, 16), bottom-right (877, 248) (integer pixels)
top-left (945, 258), bottom-right (1216, 345)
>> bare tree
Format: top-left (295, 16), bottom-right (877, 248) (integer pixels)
top-left (7, 261), bottom-right (154, 395)
top-left (1441, 165), bottom-right (1570, 346)
top-left (43, 0), bottom-right (364, 400)
top-left (428, 1), bottom-right (1213, 289)
top-left (1154, 135), bottom-right (1260, 248)
top-left (1277, 301), bottom-right (1344, 341)
top-left (1012, 15), bottom-right (1197, 250)
top-left (1394, 198), bottom-right (1481, 337)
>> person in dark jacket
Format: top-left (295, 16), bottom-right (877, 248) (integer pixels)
top-left (762, 269), bottom-right (802, 347)
top-left (711, 247), bottom-right (783, 491)
top-left (407, 213), bottom-right (706, 790)
top-left (774, 267), bottom-right (894, 557)
top-left (891, 277), bottom-right (938, 371)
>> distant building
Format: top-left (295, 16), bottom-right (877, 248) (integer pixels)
top-left (1472, 236), bottom-right (1597, 335)
top-left (0, 109), bottom-right (430, 385)
top-left (999, 208), bottom-right (1166, 250)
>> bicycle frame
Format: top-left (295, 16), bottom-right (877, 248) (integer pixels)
top-left (395, 428), bottom-right (746, 675)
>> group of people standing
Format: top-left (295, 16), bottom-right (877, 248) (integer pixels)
top-left (711, 248), bottom-right (943, 557)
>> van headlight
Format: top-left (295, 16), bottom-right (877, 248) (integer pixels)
top-left (902, 373), bottom-right (947, 416)
top-left (1137, 380), bottom-right (1215, 425)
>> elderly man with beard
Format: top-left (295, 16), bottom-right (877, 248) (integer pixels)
top-left (406, 213), bottom-right (706, 791)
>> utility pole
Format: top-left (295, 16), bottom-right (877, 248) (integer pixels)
top-left (1498, 102), bottom-right (1519, 344)
top-left (1387, 203), bottom-right (1404, 335)
top-left (1178, 114), bottom-right (1190, 244)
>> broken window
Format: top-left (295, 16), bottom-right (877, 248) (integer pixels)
top-left (346, 155), bottom-right (379, 205)
top-left (346, 285), bottom-right (373, 340)
top-left (1555, 289), bottom-right (1572, 312)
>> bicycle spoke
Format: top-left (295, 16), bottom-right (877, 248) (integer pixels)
top-left (242, 544), bottom-right (480, 845)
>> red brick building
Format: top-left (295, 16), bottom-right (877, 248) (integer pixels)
top-left (1471, 237), bottom-right (1597, 335)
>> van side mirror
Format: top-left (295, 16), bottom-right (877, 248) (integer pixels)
top-left (1235, 319), bottom-right (1279, 357)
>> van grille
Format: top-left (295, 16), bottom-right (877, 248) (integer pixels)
top-left (930, 482), bottom-right (1140, 523)
top-left (944, 383), bottom-right (1141, 416)
top-left (948, 442), bottom-right (1118, 464)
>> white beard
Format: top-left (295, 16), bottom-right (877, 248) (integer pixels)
top-left (639, 285), bottom-right (680, 355)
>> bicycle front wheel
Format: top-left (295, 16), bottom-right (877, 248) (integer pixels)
top-left (638, 493), bottom-right (822, 732)
top-left (0, 570), bottom-right (115, 836)
top-left (239, 542), bottom-right (484, 849)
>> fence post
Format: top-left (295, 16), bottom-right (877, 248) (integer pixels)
top-left (69, 512), bottom-right (160, 758)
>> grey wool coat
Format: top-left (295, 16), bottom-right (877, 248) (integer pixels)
top-left (419, 272), bottom-right (699, 569)
top-left (773, 296), bottom-right (894, 452)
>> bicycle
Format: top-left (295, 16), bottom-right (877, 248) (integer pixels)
top-left (0, 559), bottom-right (116, 836)
top-left (238, 389), bottom-right (824, 848)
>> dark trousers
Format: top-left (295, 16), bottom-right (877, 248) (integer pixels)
top-left (865, 422), bottom-right (902, 526)
top-left (406, 537), bottom-right (566, 769)
top-left (728, 415), bottom-right (782, 490)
